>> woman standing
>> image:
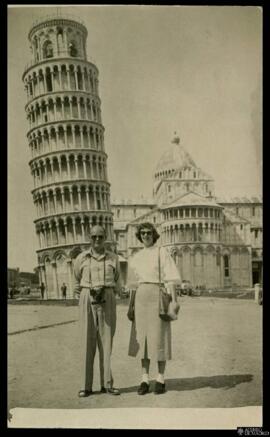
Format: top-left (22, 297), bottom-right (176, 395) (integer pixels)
top-left (127, 222), bottom-right (181, 395)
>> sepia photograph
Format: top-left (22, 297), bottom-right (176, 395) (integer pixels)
top-left (7, 4), bottom-right (263, 429)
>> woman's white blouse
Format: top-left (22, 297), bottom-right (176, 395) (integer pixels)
top-left (128, 245), bottom-right (181, 286)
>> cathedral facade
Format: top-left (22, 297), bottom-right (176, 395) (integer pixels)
top-left (112, 136), bottom-right (262, 290)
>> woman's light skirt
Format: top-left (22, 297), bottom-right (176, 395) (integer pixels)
top-left (128, 283), bottom-right (172, 361)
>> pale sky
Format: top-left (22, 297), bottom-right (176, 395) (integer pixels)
top-left (8, 5), bottom-right (262, 271)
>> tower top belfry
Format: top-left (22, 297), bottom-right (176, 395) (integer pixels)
top-left (27, 14), bottom-right (88, 64)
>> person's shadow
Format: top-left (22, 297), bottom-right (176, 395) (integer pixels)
top-left (120, 374), bottom-right (253, 393)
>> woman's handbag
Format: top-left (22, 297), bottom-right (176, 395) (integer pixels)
top-left (159, 287), bottom-right (173, 321)
top-left (127, 289), bottom-right (136, 321)
top-left (158, 248), bottom-right (179, 322)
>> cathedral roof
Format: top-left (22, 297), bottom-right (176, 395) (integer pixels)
top-left (155, 135), bottom-right (197, 173)
top-left (223, 210), bottom-right (250, 224)
top-left (216, 195), bottom-right (262, 204)
top-left (128, 208), bottom-right (160, 225)
top-left (161, 191), bottom-right (222, 209)
top-left (111, 197), bottom-right (155, 205)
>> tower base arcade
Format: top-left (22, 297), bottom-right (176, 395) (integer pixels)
top-left (37, 241), bottom-right (115, 299)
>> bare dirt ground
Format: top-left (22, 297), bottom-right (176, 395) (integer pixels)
top-left (8, 297), bottom-right (262, 413)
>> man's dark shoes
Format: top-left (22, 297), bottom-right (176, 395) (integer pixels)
top-left (154, 381), bottom-right (166, 394)
top-left (78, 390), bottom-right (93, 398)
top-left (137, 382), bottom-right (150, 395)
top-left (100, 386), bottom-right (107, 393)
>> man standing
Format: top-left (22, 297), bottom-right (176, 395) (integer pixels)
top-left (73, 225), bottom-right (121, 397)
top-left (61, 283), bottom-right (67, 299)
top-left (40, 282), bottom-right (45, 299)
top-left (9, 286), bottom-right (15, 299)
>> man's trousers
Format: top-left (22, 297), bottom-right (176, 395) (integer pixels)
top-left (78, 287), bottom-right (116, 391)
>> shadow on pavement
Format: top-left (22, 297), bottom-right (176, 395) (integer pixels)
top-left (120, 374), bottom-right (253, 393)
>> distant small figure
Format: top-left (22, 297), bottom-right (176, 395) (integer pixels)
top-left (9, 287), bottom-right (15, 299)
top-left (40, 282), bottom-right (45, 299)
top-left (61, 282), bottom-right (67, 300)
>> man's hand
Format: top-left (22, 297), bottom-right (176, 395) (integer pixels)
top-left (74, 290), bottom-right (80, 300)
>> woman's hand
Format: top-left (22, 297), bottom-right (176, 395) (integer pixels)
top-left (171, 300), bottom-right (180, 315)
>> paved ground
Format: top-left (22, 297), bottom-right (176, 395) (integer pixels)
top-left (8, 297), bottom-right (262, 413)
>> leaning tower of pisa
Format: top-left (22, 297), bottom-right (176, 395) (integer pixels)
top-left (22, 14), bottom-right (113, 299)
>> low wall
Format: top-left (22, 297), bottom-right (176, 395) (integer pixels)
top-left (8, 299), bottom-right (79, 306)
top-left (199, 290), bottom-right (255, 299)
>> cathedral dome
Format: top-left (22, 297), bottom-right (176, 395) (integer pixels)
top-left (155, 135), bottom-right (196, 175)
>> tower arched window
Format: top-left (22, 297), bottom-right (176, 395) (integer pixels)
top-left (77, 68), bottom-right (83, 90)
top-left (45, 68), bottom-right (52, 92)
top-left (69, 41), bottom-right (78, 57)
top-left (43, 40), bottom-right (54, 59)
top-left (57, 28), bottom-right (64, 53)
top-left (34, 37), bottom-right (39, 61)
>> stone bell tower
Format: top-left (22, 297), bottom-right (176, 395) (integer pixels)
top-left (22, 14), bottom-right (113, 298)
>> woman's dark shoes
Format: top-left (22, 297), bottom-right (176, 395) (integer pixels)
top-left (137, 382), bottom-right (150, 395)
top-left (100, 386), bottom-right (107, 393)
top-left (154, 381), bottom-right (166, 394)
top-left (78, 390), bottom-right (93, 398)
top-left (106, 387), bottom-right (120, 395)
